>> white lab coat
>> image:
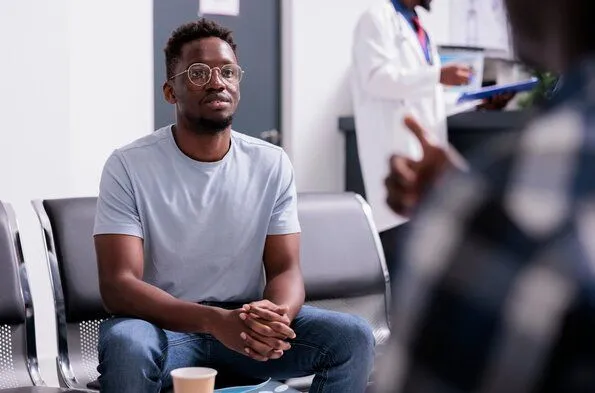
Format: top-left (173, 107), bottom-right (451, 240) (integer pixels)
top-left (351, 1), bottom-right (446, 232)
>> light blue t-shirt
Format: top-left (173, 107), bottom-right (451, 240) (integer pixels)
top-left (94, 125), bottom-right (301, 303)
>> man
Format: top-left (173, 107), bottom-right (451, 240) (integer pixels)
top-left (351, 0), bottom-right (470, 278)
top-left (94, 19), bottom-right (374, 393)
top-left (378, 0), bottom-right (595, 391)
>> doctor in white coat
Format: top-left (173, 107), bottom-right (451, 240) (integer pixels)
top-left (351, 0), bottom-right (470, 277)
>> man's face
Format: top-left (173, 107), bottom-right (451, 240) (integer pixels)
top-left (166, 37), bottom-right (240, 132)
top-left (419, 0), bottom-right (432, 11)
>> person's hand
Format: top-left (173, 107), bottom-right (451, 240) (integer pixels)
top-left (477, 91), bottom-right (516, 111)
top-left (239, 300), bottom-right (296, 360)
top-left (210, 308), bottom-right (288, 362)
top-left (241, 300), bottom-right (295, 334)
top-left (240, 300), bottom-right (296, 337)
top-left (440, 64), bottom-right (471, 86)
top-left (385, 116), bottom-right (465, 216)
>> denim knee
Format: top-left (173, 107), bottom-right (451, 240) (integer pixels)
top-left (316, 311), bottom-right (375, 367)
top-left (339, 314), bottom-right (376, 360)
top-left (98, 318), bottom-right (166, 372)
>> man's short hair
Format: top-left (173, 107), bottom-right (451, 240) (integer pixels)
top-left (164, 18), bottom-right (237, 79)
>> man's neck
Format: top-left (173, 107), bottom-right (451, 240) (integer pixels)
top-left (173, 123), bottom-right (232, 163)
top-left (400, 0), bottom-right (417, 11)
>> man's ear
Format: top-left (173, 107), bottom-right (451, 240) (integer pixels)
top-left (163, 81), bottom-right (177, 104)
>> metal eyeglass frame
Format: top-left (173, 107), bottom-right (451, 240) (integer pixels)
top-left (168, 62), bottom-right (244, 87)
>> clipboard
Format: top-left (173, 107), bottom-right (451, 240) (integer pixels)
top-left (457, 77), bottom-right (539, 103)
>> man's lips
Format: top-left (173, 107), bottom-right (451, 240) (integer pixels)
top-left (204, 99), bottom-right (231, 110)
top-left (204, 94), bottom-right (231, 104)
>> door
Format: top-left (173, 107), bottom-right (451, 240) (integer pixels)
top-left (153, 0), bottom-right (281, 144)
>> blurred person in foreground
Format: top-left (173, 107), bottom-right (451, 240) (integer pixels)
top-left (377, 0), bottom-right (595, 392)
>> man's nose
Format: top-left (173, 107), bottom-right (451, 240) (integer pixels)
top-left (206, 68), bottom-right (225, 90)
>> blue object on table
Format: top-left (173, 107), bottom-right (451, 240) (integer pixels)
top-left (457, 77), bottom-right (540, 103)
top-left (215, 378), bottom-right (298, 393)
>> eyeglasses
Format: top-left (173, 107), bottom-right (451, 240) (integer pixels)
top-left (169, 63), bottom-right (244, 87)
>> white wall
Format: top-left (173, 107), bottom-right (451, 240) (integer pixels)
top-left (282, 0), bottom-right (382, 192)
top-left (0, 0), bottom-right (153, 384)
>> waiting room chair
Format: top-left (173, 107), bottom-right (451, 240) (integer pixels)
top-left (0, 200), bottom-right (90, 393)
top-left (0, 200), bottom-right (43, 389)
top-left (32, 198), bottom-right (107, 390)
top-left (285, 193), bottom-right (391, 390)
top-left (33, 194), bottom-right (390, 392)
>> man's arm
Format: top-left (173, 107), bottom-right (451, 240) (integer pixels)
top-left (95, 234), bottom-right (219, 333)
top-left (262, 233), bottom-right (304, 322)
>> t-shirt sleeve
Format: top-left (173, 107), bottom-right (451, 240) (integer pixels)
top-left (267, 151), bottom-right (301, 235)
top-left (93, 151), bottom-right (144, 238)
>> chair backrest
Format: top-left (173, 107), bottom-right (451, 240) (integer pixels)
top-left (298, 193), bottom-right (391, 345)
top-left (0, 201), bottom-right (43, 388)
top-left (33, 197), bottom-right (106, 389)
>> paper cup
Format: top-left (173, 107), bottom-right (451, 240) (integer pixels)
top-left (171, 367), bottom-right (218, 393)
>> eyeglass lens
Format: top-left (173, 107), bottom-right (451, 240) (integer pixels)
top-left (188, 64), bottom-right (243, 86)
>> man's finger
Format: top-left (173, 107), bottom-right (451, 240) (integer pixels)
top-left (267, 321), bottom-right (297, 339)
top-left (241, 313), bottom-right (296, 339)
top-left (243, 347), bottom-right (269, 362)
top-left (241, 332), bottom-right (275, 358)
top-left (245, 305), bottom-right (290, 325)
top-left (389, 156), bottom-right (418, 186)
top-left (386, 190), bottom-right (417, 216)
top-left (245, 314), bottom-right (289, 340)
top-left (244, 301), bottom-right (289, 316)
top-left (242, 330), bottom-right (291, 352)
top-left (404, 116), bottom-right (431, 150)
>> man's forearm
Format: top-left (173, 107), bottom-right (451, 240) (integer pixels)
top-left (263, 268), bottom-right (305, 321)
top-left (101, 276), bottom-right (220, 333)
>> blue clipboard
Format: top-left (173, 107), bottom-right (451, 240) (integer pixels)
top-left (457, 77), bottom-right (539, 103)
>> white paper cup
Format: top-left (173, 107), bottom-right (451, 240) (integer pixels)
top-left (171, 367), bottom-right (218, 393)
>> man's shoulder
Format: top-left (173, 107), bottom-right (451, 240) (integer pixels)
top-left (231, 131), bottom-right (285, 160)
top-left (116, 125), bottom-right (171, 157)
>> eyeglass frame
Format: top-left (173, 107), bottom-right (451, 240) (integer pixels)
top-left (168, 62), bottom-right (245, 87)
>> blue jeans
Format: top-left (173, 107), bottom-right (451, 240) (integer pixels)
top-left (97, 305), bottom-right (375, 393)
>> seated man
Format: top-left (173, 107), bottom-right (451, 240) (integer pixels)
top-left (93, 19), bottom-right (374, 393)
top-left (378, 0), bottom-right (595, 391)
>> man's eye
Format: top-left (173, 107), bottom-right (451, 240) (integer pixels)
top-left (221, 69), bottom-right (235, 78)
top-left (190, 70), bottom-right (209, 79)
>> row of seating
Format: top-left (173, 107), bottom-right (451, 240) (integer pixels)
top-left (0, 193), bottom-right (391, 392)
